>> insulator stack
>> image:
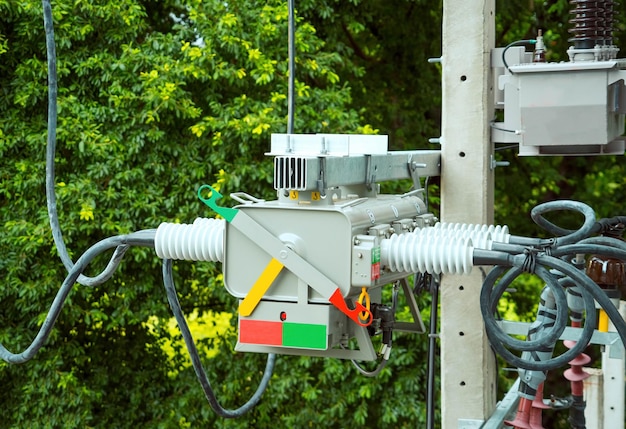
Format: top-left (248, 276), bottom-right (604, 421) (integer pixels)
top-left (505, 397), bottom-right (533, 429)
top-left (155, 217), bottom-right (225, 262)
top-left (529, 383), bottom-right (549, 429)
top-left (569, 0), bottom-right (604, 50)
top-left (568, 0), bottom-right (620, 60)
top-left (431, 222), bottom-right (510, 249)
top-left (601, 0), bottom-right (616, 46)
top-left (563, 332), bottom-right (591, 428)
top-left (380, 227), bottom-right (474, 275)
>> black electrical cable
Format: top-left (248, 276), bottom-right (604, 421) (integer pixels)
top-left (501, 39), bottom-right (536, 73)
top-left (594, 216), bottom-right (626, 234)
top-left (578, 235), bottom-right (626, 251)
top-left (482, 264), bottom-right (572, 352)
top-left (503, 200), bottom-right (596, 248)
top-left (552, 243), bottom-right (626, 261)
top-left (162, 259), bottom-right (276, 418)
top-left (477, 201), bottom-right (626, 371)
top-left (530, 200), bottom-right (596, 245)
top-left (0, 230), bottom-right (156, 364)
top-left (43, 0), bottom-right (130, 287)
top-left (348, 349), bottom-right (389, 378)
top-left (480, 264), bottom-right (596, 371)
top-left (426, 274), bottom-right (439, 429)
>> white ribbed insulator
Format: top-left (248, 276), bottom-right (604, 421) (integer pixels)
top-left (432, 222), bottom-right (510, 249)
top-left (155, 217), bottom-right (225, 262)
top-left (380, 229), bottom-right (473, 275)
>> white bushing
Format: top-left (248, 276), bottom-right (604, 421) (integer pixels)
top-left (155, 217), bottom-right (225, 262)
top-left (381, 228), bottom-right (474, 275)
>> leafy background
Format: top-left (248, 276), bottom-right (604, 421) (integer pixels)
top-left (1, 0), bottom-right (625, 427)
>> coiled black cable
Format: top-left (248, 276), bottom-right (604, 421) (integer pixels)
top-left (477, 200), bottom-right (626, 372)
top-left (480, 264), bottom-right (595, 371)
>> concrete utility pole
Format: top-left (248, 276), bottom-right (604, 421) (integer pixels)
top-left (440, 0), bottom-right (497, 427)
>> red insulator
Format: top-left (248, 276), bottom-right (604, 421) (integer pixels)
top-left (531, 382), bottom-right (550, 410)
top-left (567, 352), bottom-right (592, 367)
top-left (505, 397), bottom-right (533, 429)
top-left (528, 406), bottom-right (546, 429)
top-left (563, 339), bottom-right (591, 397)
top-left (528, 383), bottom-right (548, 429)
top-left (564, 366), bottom-right (591, 383)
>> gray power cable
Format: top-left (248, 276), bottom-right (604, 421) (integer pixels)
top-left (43, 0), bottom-right (128, 287)
top-left (39, 2), bottom-right (276, 417)
top-left (0, 230), bottom-right (156, 364)
top-left (475, 201), bottom-right (626, 372)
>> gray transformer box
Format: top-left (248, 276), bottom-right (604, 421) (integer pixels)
top-left (493, 50), bottom-right (626, 156)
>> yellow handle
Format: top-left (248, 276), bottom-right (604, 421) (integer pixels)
top-left (239, 258), bottom-right (284, 317)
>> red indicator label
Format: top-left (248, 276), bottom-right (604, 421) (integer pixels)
top-left (239, 319), bottom-right (328, 349)
top-left (239, 319), bottom-right (282, 346)
top-left (371, 262), bottom-right (380, 280)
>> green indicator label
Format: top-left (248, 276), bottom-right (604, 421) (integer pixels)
top-left (282, 322), bottom-right (327, 349)
top-left (371, 247), bottom-right (381, 264)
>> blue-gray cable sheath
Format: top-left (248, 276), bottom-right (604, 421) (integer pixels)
top-left (43, 0), bottom-right (128, 287)
top-left (0, 230), bottom-right (156, 364)
top-left (162, 259), bottom-right (276, 418)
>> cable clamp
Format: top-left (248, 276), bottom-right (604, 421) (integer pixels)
top-left (521, 248), bottom-right (538, 273)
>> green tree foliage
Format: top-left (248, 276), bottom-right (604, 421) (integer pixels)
top-left (2, 1), bottom-right (626, 428)
top-left (300, 0), bottom-right (444, 150)
top-left (0, 0), bottom-right (366, 427)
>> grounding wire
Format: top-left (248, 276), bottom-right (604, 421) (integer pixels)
top-left (43, 0), bottom-right (131, 287)
top-left (0, 230), bottom-right (156, 364)
top-left (501, 39), bottom-right (536, 73)
top-left (162, 259), bottom-right (276, 418)
top-left (349, 351), bottom-right (389, 378)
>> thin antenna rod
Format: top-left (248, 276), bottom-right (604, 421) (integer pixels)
top-left (287, 0), bottom-right (295, 134)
